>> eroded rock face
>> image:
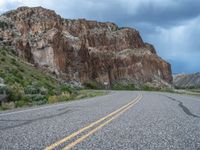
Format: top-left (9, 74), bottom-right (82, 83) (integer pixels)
top-left (0, 6), bottom-right (172, 88)
top-left (173, 73), bottom-right (200, 88)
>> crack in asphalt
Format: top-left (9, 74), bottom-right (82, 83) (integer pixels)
top-left (0, 109), bottom-right (72, 130)
top-left (162, 95), bottom-right (200, 118)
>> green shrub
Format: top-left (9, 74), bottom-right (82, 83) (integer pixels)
top-left (1, 102), bottom-right (15, 110)
top-left (1, 51), bottom-right (6, 56)
top-left (0, 69), bottom-right (5, 78)
top-left (11, 58), bottom-right (16, 65)
top-left (39, 87), bottom-right (48, 95)
top-left (141, 85), bottom-right (158, 91)
top-left (0, 85), bottom-right (7, 94)
top-left (60, 84), bottom-right (72, 92)
top-left (1, 58), bottom-right (5, 62)
top-left (47, 92), bottom-right (71, 104)
top-left (112, 83), bottom-right (136, 90)
top-left (7, 83), bottom-right (25, 102)
top-left (26, 94), bottom-right (45, 102)
top-left (15, 99), bottom-right (28, 107)
top-left (84, 81), bottom-right (102, 89)
top-left (19, 68), bottom-right (25, 72)
top-left (24, 85), bottom-right (40, 94)
top-left (48, 95), bottom-right (59, 104)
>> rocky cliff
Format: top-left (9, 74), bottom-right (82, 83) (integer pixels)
top-left (0, 6), bottom-right (172, 88)
top-left (173, 73), bottom-right (200, 88)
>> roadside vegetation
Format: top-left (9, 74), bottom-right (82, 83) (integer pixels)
top-left (187, 88), bottom-right (200, 93)
top-left (173, 88), bottom-right (200, 96)
top-left (1, 46), bottom-right (198, 111)
top-left (112, 83), bottom-right (136, 90)
top-left (0, 47), bottom-right (106, 110)
top-left (111, 82), bottom-right (160, 91)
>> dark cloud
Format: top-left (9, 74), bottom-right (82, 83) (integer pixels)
top-left (129, 0), bottom-right (200, 27)
top-left (52, 0), bottom-right (200, 29)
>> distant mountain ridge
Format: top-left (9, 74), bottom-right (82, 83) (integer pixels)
top-left (173, 72), bottom-right (200, 88)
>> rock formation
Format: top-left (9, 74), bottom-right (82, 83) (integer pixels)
top-left (0, 6), bottom-right (172, 88)
top-left (173, 73), bottom-right (200, 88)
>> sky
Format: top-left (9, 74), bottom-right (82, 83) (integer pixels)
top-left (0, 0), bottom-right (200, 74)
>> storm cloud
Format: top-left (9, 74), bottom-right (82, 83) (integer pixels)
top-left (0, 0), bottom-right (200, 73)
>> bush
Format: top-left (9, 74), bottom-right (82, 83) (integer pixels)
top-left (59, 92), bottom-right (71, 101)
top-left (60, 84), bottom-right (73, 93)
top-left (1, 102), bottom-right (15, 110)
top-left (24, 84), bottom-right (48, 95)
top-left (26, 94), bottom-right (46, 102)
top-left (15, 99), bottom-right (29, 107)
top-left (0, 69), bottom-right (5, 78)
top-left (40, 87), bottom-right (48, 95)
top-left (1, 51), bottom-right (6, 56)
top-left (141, 85), bottom-right (159, 91)
top-left (84, 81), bottom-right (101, 89)
top-left (0, 85), bottom-right (6, 94)
top-left (24, 85), bottom-right (40, 94)
top-left (11, 58), bottom-right (16, 65)
top-left (7, 83), bottom-right (24, 102)
top-left (19, 68), bottom-right (25, 72)
top-left (112, 83), bottom-right (136, 90)
top-left (48, 92), bottom-right (71, 104)
top-left (48, 95), bottom-right (59, 104)
top-left (1, 58), bottom-right (5, 62)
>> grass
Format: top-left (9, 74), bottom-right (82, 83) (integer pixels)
top-left (112, 83), bottom-right (136, 90)
top-left (111, 83), bottom-right (159, 91)
top-left (74, 90), bottom-right (107, 99)
top-left (173, 89), bottom-right (200, 97)
top-left (187, 88), bottom-right (200, 93)
top-left (0, 47), bottom-right (107, 110)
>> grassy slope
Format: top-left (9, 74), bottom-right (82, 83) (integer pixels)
top-left (0, 47), bottom-right (106, 110)
top-left (0, 48), bottom-right (59, 92)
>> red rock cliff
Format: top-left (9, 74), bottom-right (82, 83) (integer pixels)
top-left (0, 6), bottom-right (172, 88)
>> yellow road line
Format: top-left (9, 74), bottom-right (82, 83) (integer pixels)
top-left (45, 93), bottom-right (142, 150)
top-left (63, 95), bottom-right (142, 150)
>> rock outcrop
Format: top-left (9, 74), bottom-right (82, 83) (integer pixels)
top-left (173, 73), bottom-right (200, 88)
top-left (0, 6), bottom-right (172, 88)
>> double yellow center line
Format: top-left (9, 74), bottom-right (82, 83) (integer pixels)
top-left (45, 93), bottom-right (143, 150)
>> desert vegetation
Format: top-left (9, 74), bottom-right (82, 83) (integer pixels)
top-left (0, 47), bottom-right (106, 110)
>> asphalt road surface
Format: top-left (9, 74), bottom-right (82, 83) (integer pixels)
top-left (0, 91), bottom-right (200, 150)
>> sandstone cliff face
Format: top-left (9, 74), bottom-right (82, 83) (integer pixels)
top-left (0, 6), bottom-right (172, 88)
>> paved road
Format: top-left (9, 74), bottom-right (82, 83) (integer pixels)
top-left (0, 91), bottom-right (200, 150)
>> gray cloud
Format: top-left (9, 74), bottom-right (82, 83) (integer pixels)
top-left (129, 0), bottom-right (200, 27)
top-left (0, 0), bottom-right (200, 73)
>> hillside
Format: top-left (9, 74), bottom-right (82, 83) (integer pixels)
top-left (0, 6), bottom-right (172, 89)
top-left (0, 47), bottom-right (105, 110)
top-left (173, 73), bottom-right (200, 89)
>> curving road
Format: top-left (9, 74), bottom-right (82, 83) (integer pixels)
top-left (0, 91), bottom-right (200, 150)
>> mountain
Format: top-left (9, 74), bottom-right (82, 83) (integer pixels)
top-left (173, 73), bottom-right (200, 88)
top-left (0, 6), bottom-right (172, 88)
